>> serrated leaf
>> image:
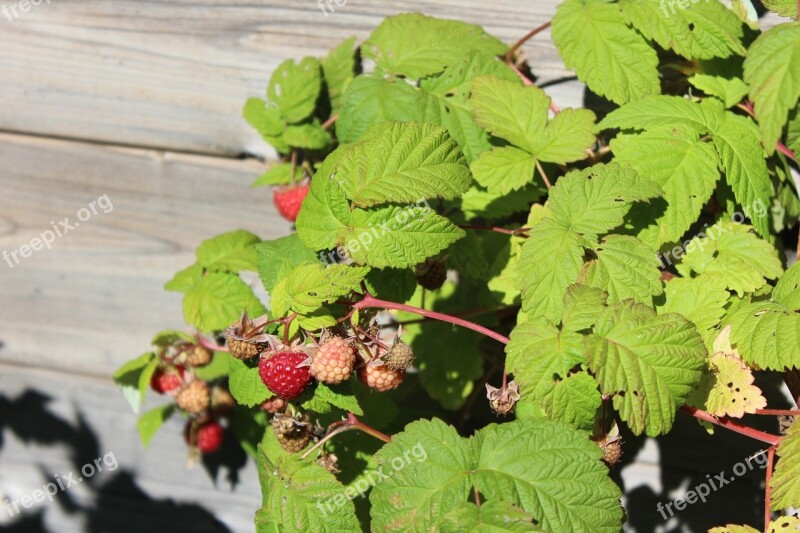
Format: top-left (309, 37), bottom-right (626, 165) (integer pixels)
top-left (620, 0), bottom-right (746, 60)
top-left (336, 75), bottom-right (425, 144)
top-left (689, 74), bottom-right (749, 108)
top-left (150, 330), bottom-right (194, 348)
top-left (770, 420), bottom-right (800, 510)
top-left (460, 185), bottom-right (544, 221)
top-left (585, 301), bottom-right (707, 436)
top-left (540, 371), bottom-right (601, 431)
top-left (193, 351), bottom-right (230, 381)
top-left (322, 36), bottom-right (357, 113)
top-left (183, 272), bottom-right (266, 332)
top-left (579, 235), bottom-right (662, 304)
top-left (228, 357), bottom-right (271, 407)
top-left (113, 352), bottom-right (155, 381)
top-left (597, 94), bottom-right (720, 134)
top-left (114, 352), bottom-right (156, 413)
top-left (268, 57), bottom-right (321, 123)
top-left (763, 0), bottom-right (799, 17)
top-left (164, 263), bottom-right (203, 293)
top-left (137, 404), bottom-right (175, 449)
top-left (295, 162), bottom-right (352, 250)
top-left (532, 108), bottom-right (596, 164)
top-left (774, 261), bottom-right (800, 310)
top-left (362, 13), bottom-right (506, 79)
top-left (196, 229), bottom-right (260, 273)
top-left (257, 447), bottom-right (359, 531)
top-left (704, 327), bottom-right (766, 418)
top-left (283, 122), bottom-right (332, 150)
top-left (342, 206), bottom-right (465, 268)
top-left (548, 163), bottom-right (663, 239)
top-left (255, 234), bottom-right (318, 293)
top-left (471, 146), bottom-right (537, 195)
top-left (335, 121), bottom-right (472, 207)
top-left (440, 501), bottom-right (541, 532)
top-left (744, 23), bottom-right (800, 154)
top-left (243, 98), bottom-right (284, 138)
top-left (300, 382), bottom-right (362, 415)
top-left (471, 420), bottom-right (623, 532)
top-left (709, 524), bottom-right (760, 533)
top-left (446, 232), bottom-right (490, 280)
top-left (659, 277), bottom-right (730, 340)
top-left (676, 222), bottom-right (782, 296)
top-left (364, 268), bottom-right (417, 303)
top-left (280, 263), bottom-right (369, 314)
top-left (562, 284), bottom-right (608, 332)
top-left (517, 219), bottom-right (585, 323)
top-left (552, 0), bottom-right (659, 105)
top-left (610, 125), bottom-right (720, 246)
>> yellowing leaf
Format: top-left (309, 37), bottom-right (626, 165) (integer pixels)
top-left (704, 326), bottom-right (766, 418)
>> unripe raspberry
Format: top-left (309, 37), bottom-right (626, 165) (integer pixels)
top-left (384, 341), bottom-right (414, 371)
top-left (357, 364), bottom-right (404, 392)
top-left (260, 397), bottom-right (287, 414)
top-left (272, 413), bottom-right (311, 453)
top-left (415, 259), bottom-right (447, 290)
top-left (211, 386), bottom-right (236, 413)
top-left (310, 336), bottom-right (355, 384)
top-left (185, 346), bottom-right (213, 367)
top-left (176, 380), bottom-right (210, 414)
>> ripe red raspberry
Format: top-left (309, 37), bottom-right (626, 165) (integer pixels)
top-left (196, 421), bottom-right (224, 454)
top-left (176, 380), bottom-right (210, 414)
top-left (150, 369), bottom-right (182, 394)
top-left (259, 351), bottom-right (312, 399)
top-left (273, 183), bottom-right (310, 222)
top-left (357, 364), bottom-right (404, 392)
top-left (260, 396), bottom-right (287, 414)
top-left (310, 336), bottom-right (355, 384)
top-left (415, 259), bottom-right (447, 290)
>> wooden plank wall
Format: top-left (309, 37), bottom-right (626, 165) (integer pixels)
top-left (0, 1), bottom-right (790, 532)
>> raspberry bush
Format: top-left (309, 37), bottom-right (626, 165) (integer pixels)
top-left (115, 3), bottom-right (800, 531)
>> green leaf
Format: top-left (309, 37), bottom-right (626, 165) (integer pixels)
top-left (541, 372), bottom-right (602, 431)
top-left (257, 447), bottom-right (360, 531)
top-left (619, 0), bottom-right (745, 60)
top-left (137, 404), bottom-right (176, 449)
top-left (548, 163), bottom-right (663, 239)
top-left (728, 300), bottom-right (800, 370)
top-left (151, 330), bottom-right (195, 347)
top-left (770, 420), bottom-right (800, 510)
top-left (744, 23), bottom-right (800, 154)
top-left (561, 284), bottom-right (608, 332)
top-left (183, 272), bottom-right (266, 331)
top-left (335, 121), bottom-right (472, 207)
top-left (585, 301), bottom-right (707, 436)
top-left (460, 185), bottom-right (544, 221)
top-left (471, 420), bottom-right (623, 532)
top-left (610, 125), bottom-right (720, 246)
top-left (579, 235), bottom-right (663, 304)
top-left (440, 501), bottom-right (541, 532)
top-left (342, 206), bottom-right (465, 268)
top-left (300, 382), bottom-right (363, 415)
top-left (113, 352), bottom-right (156, 413)
top-left (278, 263), bottom-right (369, 314)
top-left (552, 0), bottom-right (659, 105)
top-left (364, 268), bottom-right (417, 303)
top-left (283, 122), bottom-right (332, 150)
top-left (659, 277), bottom-right (730, 340)
top-left (774, 262), bottom-right (800, 310)
top-left (295, 160), bottom-right (352, 250)
top-left (788, 106), bottom-right (800, 156)
top-left (597, 94), bottom-right (721, 134)
top-left (470, 146), bottom-right (536, 195)
top-left (517, 219), bottom-right (585, 323)
top-left (336, 75), bottom-right (425, 144)
top-left (689, 74), bottom-right (749, 108)
top-left (164, 263), bottom-right (203, 293)
top-left (228, 357), bottom-right (271, 407)
top-left (243, 98), bottom-right (284, 138)
top-left (362, 13), bottom-right (506, 79)
top-left (676, 222), bottom-right (782, 296)
top-left (255, 234), bottom-right (318, 293)
top-left (196, 229), bottom-right (261, 273)
top-left (193, 351), bottom-right (230, 381)
top-left (114, 352), bottom-right (155, 381)
top-left (267, 57), bottom-right (321, 123)
top-left (763, 0), bottom-right (799, 18)
top-left (322, 36), bottom-right (357, 113)
top-left (532, 108), bottom-right (597, 164)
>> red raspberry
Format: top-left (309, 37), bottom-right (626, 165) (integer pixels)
top-left (259, 351), bottom-right (312, 399)
top-left (273, 183), bottom-right (310, 222)
top-left (196, 421), bottom-right (224, 454)
top-left (357, 364), bottom-right (404, 392)
top-left (150, 369), bottom-right (182, 394)
top-left (310, 336), bottom-right (355, 384)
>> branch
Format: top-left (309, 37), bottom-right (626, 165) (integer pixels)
top-left (765, 445), bottom-right (776, 530)
top-left (321, 113), bottom-right (339, 130)
top-left (353, 294), bottom-right (510, 345)
top-left (504, 20), bottom-right (552, 63)
top-left (754, 408), bottom-right (800, 416)
top-left (680, 406), bottom-right (782, 445)
top-left (458, 224), bottom-right (529, 236)
top-left (300, 412), bottom-right (391, 459)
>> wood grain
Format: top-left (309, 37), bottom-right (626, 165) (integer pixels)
top-left (0, 0), bottom-right (573, 157)
top-left (0, 132), bottom-right (291, 377)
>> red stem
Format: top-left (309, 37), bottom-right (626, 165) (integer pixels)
top-left (737, 102), bottom-right (797, 163)
top-left (458, 224), bottom-right (529, 236)
top-left (353, 294), bottom-right (510, 345)
top-left (754, 409), bottom-right (800, 416)
top-left (322, 113), bottom-right (339, 130)
top-left (195, 335), bottom-right (228, 353)
top-left (765, 445), bottom-right (776, 529)
top-left (680, 406), bottom-right (782, 445)
top-left (504, 21), bottom-right (552, 63)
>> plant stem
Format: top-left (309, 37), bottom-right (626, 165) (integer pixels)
top-left (504, 21), bottom-right (552, 63)
top-left (322, 113), bottom-right (339, 129)
top-left (282, 313), bottom-right (298, 344)
top-left (473, 486), bottom-right (482, 507)
top-left (765, 445), bottom-right (776, 530)
top-left (754, 409), bottom-right (800, 416)
top-left (301, 412), bottom-right (391, 460)
top-left (679, 406), bottom-right (782, 445)
top-left (195, 335), bottom-right (228, 352)
top-left (535, 159), bottom-right (552, 188)
top-left (458, 224), bottom-right (529, 236)
top-left (354, 294), bottom-right (510, 345)
top-left (398, 304), bottom-right (521, 326)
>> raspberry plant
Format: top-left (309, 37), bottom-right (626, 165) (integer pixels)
top-left (114, 3), bottom-right (800, 531)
